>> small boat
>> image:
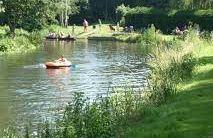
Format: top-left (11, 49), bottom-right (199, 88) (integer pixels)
top-left (58, 36), bottom-right (76, 41)
top-left (46, 36), bottom-right (58, 40)
top-left (45, 61), bottom-right (72, 69)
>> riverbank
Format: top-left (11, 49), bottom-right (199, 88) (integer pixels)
top-left (46, 24), bottom-right (138, 40)
top-left (126, 32), bottom-right (213, 138)
top-left (0, 24), bottom-right (170, 55)
top-left (47, 24), bottom-right (174, 43)
top-left (0, 26), bottom-right (44, 55)
top-left (0, 24), bottom-right (144, 54)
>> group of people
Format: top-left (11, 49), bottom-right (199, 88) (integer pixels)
top-left (123, 26), bottom-right (134, 33)
top-left (83, 19), bottom-right (136, 33)
top-left (47, 32), bottom-right (73, 39)
top-left (49, 19), bottom-right (192, 38)
top-left (48, 32), bottom-right (57, 38)
top-left (173, 26), bottom-right (189, 35)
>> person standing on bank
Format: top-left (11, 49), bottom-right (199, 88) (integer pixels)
top-left (83, 19), bottom-right (89, 32)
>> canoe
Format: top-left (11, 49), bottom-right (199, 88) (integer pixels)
top-left (45, 61), bottom-right (72, 69)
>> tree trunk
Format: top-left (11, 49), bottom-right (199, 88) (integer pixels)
top-left (60, 11), bottom-right (64, 27)
top-left (104, 0), bottom-right (108, 20)
top-left (65, 0), bottom-right (68, 27)
top-left (9, 23), bottom-right (15, 37)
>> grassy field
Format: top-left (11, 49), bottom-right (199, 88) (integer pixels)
top-left (126, 42), bottom-right (213, 138)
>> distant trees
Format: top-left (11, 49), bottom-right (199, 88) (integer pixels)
top-left (170, 0), bottom-right (213, 10)
top-left (1, 0), bottom-right (212, 34)
top-left (87, 0), bottom-right (213, 21)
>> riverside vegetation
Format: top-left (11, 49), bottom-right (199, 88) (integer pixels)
top-left (0, 26), bottom-right (45, 54)
top-left (2, 25), bottom-right (212, 138)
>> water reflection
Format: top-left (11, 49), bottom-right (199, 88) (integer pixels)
top-left (46, 68), bottom-right (71, 77)
top-left (46, 68), bottom-right (71, 91)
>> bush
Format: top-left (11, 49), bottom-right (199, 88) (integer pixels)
top-left (140, 24), bottom-right (163, 46)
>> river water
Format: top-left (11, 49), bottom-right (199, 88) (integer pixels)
top-left (0, 40), bottom-right (149, 131)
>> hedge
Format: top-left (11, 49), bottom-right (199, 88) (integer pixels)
top-left (125, 7), bottom-right (213, 33)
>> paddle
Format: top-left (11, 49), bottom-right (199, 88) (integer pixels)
top-left (71, 64), bottom-right (76, 68)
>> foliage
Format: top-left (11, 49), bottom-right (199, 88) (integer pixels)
top-left (2, 89), bottom-right (145, 138)
top-left (146, 28), bottom-right (201, 105)
top-left (0, 26), bottom-right (43, 54)
top-left (54, 0), bottom-right (79, 26)
top-left (147, 47), bottom-right (196, 104)
top-left (140, 25), bottom-right (163, 46)
top-left (170, 0), bottom-right (213, 10)
top-left (2, 0), bottom-right (56, 33)
top-left (68, 0), bottom-right (92, 24)
top-left (116, 4), bottom-right (130, 20)
top-left (1, 0), bottom-right (212, 30)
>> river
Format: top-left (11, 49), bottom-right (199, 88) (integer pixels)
top-left (0, 40), bottom-right (149, 131)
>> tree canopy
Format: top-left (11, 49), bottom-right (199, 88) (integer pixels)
top-left (2, 0), bottom-right (56, 33)
top-left (1, 0), bottom-right (212, 33)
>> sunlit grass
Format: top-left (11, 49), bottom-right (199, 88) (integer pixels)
top-left (126, 34), bottom-right (213, 138)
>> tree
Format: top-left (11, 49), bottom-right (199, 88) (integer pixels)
top-left (169, 0), bottom-right (213, 9)
top-left (2, 0), bottom-right (22, 35)
top-left (2, 0), bottom-right (56, 34)
top-left (55, 0), bottom-right (79, 27)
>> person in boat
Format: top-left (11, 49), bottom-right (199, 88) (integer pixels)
top-left (67, 33), bottom-right (72, 38)
top-left (55, 55), bottom-right (67, 63)
top-left (59, 32), bottom-right (65, 38)
top-left (47, 32), bottom-right (56, 38)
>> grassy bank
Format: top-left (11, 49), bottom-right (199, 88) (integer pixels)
top-left (126, 31), bottom-right (213, 138)
top-left (0, 26), bottom-right (44, 55)
top-left (46, 24), bottom-right (147, 42)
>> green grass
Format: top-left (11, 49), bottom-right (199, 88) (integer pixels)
top-left (126, 43), bottom-right (213, 138)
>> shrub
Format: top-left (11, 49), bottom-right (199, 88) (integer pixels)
top-left (0, 27), bottom-right (44, 53)
top-left (140, 24), bottom-right (163, 46)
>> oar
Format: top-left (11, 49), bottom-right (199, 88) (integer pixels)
top-left (71, 64), bottom-right (76, 68)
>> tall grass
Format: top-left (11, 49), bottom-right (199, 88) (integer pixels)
top-left (145, 26), bottom-right (208, 105)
